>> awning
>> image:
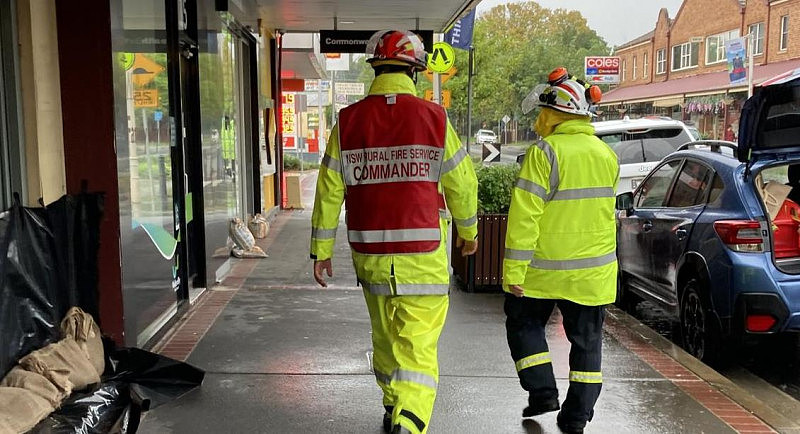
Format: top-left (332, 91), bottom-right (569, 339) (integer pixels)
top-left (601, 58), bottom-right (800, 105)
top-left (652, 96), bottom-right (684, 107)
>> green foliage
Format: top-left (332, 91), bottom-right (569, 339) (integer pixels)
top-left (283, 154), bottom-right (319, 171)
top-left (443, 1), bottom-right (609, 134)
top-left (476, 163), bottom-right (519, 214)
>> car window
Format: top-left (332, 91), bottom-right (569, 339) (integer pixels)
top-left (598, 127), bottom-right (688, 165)
top-left (667, 160), bottom-right (712, 207)
top-left (707, 173), bottom-right (725, 206)
top-left (634, 160), bottom-right (682, 208)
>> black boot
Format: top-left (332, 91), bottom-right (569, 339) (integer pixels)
top-left (556, 413), bottom-right (585, 434)
top-left (382, 412), bottom-right (391, 433)
top-left (522, 396), bottom-right (559, 418)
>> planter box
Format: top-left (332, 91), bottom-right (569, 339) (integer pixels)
top-left (451, 214), bottom-right (508, 292)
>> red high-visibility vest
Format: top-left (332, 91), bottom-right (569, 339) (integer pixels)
top-left (338, 93), bottom-right (447, 255)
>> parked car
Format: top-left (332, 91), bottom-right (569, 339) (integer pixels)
top-left (595, 117), bottom-right (697, 193)
top-left (615, 73), bottom-right (800, 365)
top-left (475, 129), bottom-right (497, 144)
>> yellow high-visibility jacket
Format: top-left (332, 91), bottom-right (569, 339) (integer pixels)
top-left (310, 73), bottom-right (478, 295)
top-left (503, 119), bottom-right (619, 305)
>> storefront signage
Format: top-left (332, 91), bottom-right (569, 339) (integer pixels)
top-left (319, 30), bottom-right (433, 53)
top-left (282, 93), bottom-right (296, 145)
top-left (304, 80), bottom-right (331, 92)
top-left (585, 56), bottom-right (620, 83)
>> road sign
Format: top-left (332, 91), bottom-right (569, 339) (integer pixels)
top-left (428, 42), bottom-right (455, 73)
top-left (423, 89), bottom-right (451, 108)
top-left (131, 54), bottom-right (165, 87)
top-left (423, 67), bottom-right (457, 84)
top-left (334, 82), bottom-right (365, 96)
top-left (154, 109), bottom-right (163, 122)
top-left (585, 56), bottom-right (620, 84)
top-left (133, 89), bottom-right (158, 108)
top-left (482, 143), bottom-right (500, 163)
top-left (502, 115), bottom-right (511, 124)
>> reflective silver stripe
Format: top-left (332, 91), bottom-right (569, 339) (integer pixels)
top-left (439, 209), bottom-right (448, 219)
top-left (535, 139), bottom-right (560, 200)
top-left (515, 352), bottom-right (552, 372)
top-left (441, 147), bottom-right (468, 174)
top-left (348, 228), bottom-right (440, 243)
top-left (530, 251), bottom-right (617, 271)
top-left (362, 282), bottom-right (393, 295)
top-left (570, 370), bottom-right (602, 384)
top-left (453, 213), bottom-right (477, 227)
top-left (311, 227), bottom-right (337, 240)
top-left (340, 144), bottom-right (443, 186)
top-left (321, 153), bottom-right (341, 173)
top-left (551, 187), bottom-right (615, 201)
top-left (505, 248), bottom-right (534, 261)
top-left (515, 178), bottom-right (547, 201)
top-left (392, 369), bottom-right (437, 389)
top-left (375, 369), bottom-right (392, 385)
top-left (395, 283), bottom-right (449, 295)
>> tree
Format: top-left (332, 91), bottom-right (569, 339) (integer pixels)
top-left (443, 1), bottom-right (609, 135)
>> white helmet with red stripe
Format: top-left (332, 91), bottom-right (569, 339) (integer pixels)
top-left (531, 67), bottom-right (602, 117)
top-left (365, 30), bottom-right (428, 71)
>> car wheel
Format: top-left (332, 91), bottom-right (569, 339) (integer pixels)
top-left (680, 279), bottom-right (721, 365)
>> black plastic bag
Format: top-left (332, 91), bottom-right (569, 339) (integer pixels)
top-left (30, 381), bottom-right (146, 434)
top-left (0, 201), bottom-right (61, 378)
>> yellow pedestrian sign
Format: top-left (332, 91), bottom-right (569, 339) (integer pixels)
top-left (428, 42), bottom-right (455, 73)
top-left (131, 54), bottom-right (165, 88)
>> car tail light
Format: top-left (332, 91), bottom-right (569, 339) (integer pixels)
top-left (713, 220), bottom-right (763, 252)
top-left (746, 314), bottom-right (776, 332)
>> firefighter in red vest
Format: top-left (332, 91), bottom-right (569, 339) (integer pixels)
top-left (310, 30), bottom-right (478, 434)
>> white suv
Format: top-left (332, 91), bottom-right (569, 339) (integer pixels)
top-left (475, 129), bottom-right (497, 144)
top-left (593, 117), bottom-right (699, 192)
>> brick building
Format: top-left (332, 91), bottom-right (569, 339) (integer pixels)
top-left (602, 0), bottom-right (800, 139)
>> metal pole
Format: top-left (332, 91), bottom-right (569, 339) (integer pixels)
top-left (318, 79), bottom-right (323, 162)
top-left (466, 45), bottom-right (474, 156)
top-left (142, 108), bottom-right (154, 211)
top-left (748, 32), bottom-right (754, 98)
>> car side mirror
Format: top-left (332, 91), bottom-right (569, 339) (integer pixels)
top-left (616, 192), bottom-right (634, 216)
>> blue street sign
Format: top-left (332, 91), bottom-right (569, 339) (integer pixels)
top-left (154, 109), bottom-right (163, 122)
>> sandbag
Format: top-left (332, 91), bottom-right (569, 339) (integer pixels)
top-left (60, 307), bottom-right (104, 377)
top-left (21, 338), bottom-right (100, 392)
top-left (0, 386), bottom-right (55, 434)
top-left (0, 366), bottom-right (68, 407)
top-left (229, 218), bottom-right (255, 250)
top-left (231, 245), bottom-right (268, 259)
top-left (248, 214), bottom-right (269, 239)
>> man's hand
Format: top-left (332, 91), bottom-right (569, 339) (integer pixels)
top-left (456, 237), bottom-right (478, 256)
top-left (314, 259), bottom-right (333, 287)
top-left (509, 284), bottom-right (525, 298)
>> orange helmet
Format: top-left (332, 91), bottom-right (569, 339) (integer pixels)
top-left (366, 30), bottom-right (428, 71)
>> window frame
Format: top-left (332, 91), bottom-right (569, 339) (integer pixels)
top-left (633, 159), bottom-right (683, 209)
top-left (632, 55), bottom-right (637, 80)
top-left (643, 52), bottom-right (649, 78)
top-left (748, 22), bottom-right (765, 56)
top-left (671, 42), bottom-right (699, 71)
top-left (666, 159), bottom-right (713, 208)
top-left (622, 58), bottom-right (626, 81)
top-left (780, 15), bottom-right (789, 51)
top-left (656, 48), bottom-right (666, 75)
top-left (706, 29), bottom-right (740, 65)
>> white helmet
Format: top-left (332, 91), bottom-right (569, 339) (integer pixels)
top-left (522, 67), bottom-right (602, 117)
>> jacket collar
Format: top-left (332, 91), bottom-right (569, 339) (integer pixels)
top-left (551, 118), bottom-right (595, 136)
top-left (368, 73), bottom-right (417, 96)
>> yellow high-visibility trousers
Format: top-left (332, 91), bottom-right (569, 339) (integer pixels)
top-left (363, 290), bottom-right (449, 434)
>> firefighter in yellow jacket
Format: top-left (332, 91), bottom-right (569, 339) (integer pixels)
top-left (310, 30), bottom-right (478, 434)
top-left (503, 68), bottom-right (618, 434)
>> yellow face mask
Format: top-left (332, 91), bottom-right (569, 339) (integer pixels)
top-left (534, 108), bottom-right (588, 137)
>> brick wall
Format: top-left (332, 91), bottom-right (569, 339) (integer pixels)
top-left (615, 0), bottom-right (800, 88)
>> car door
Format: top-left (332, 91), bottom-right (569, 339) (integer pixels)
top-left (646, 159), bottom-right (713, 307)
top-left (618, 159), bottom-right (682, 296)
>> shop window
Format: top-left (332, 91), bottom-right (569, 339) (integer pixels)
top-left (671, 42), bottom-right (699, 71)
top-left (656, 48), bottom-right (666, 75)
top-left (780, 15), bottom-right (789, 51)
top-left (706, 29), bottom-right (739, 65)
top-left (748, 22), bottom-right (764, 56)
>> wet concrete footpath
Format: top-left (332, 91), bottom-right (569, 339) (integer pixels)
top-left (140, 172), bottom-right (800, 434)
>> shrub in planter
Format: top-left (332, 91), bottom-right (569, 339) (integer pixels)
top-left (453, 163), bottom-right (519, 291)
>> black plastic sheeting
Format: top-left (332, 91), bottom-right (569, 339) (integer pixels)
top-left (0, 193), bottom-right (103, 379)
top-left (32, 340), bottom-right (205, 433)
top-left (0, 193), bottom-right (204, 433)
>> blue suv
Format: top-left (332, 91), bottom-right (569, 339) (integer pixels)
top-left (615, 70), bottom-right (800, 364)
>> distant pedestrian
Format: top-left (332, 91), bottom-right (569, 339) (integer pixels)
top-left (724, 124), bottom-right (736, 142)
top-left (502, 67), bottom-right (618, 434)
top-left (309, 30), bottom-right (478, 434)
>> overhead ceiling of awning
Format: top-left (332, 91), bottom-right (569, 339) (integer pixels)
top-left (246, 0), bottom-right (479, 33)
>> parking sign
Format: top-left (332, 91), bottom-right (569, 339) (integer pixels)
top-left (585, 56), bottom-right (620, 84)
